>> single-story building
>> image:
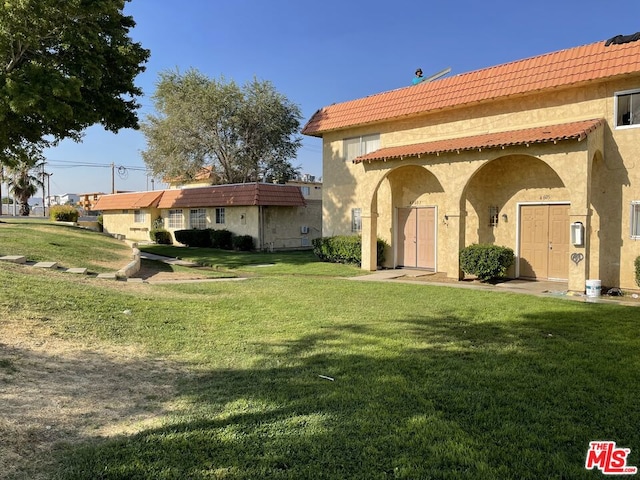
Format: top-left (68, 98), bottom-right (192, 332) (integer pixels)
top-left (302, 34), bottom-right (640, 292)
top-left (93, 182), bottom-right (322, 250)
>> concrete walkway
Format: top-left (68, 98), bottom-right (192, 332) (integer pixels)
top-left (348, 269), bottom-right (640, 306)
top-left (139, 251), bottom-right (200, 267)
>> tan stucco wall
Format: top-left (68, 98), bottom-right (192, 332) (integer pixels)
top-left (157, 206), bottom-right (260, 246)
top-left (102, 208), bottom-right (159, 242)
top-left (262, 201), bottom-right (322, 250)
top-left (320, 75), bottom-right (640, 291)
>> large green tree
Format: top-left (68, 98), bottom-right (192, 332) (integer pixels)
top-left (142, 69), bottom-right (302, 184)
top-left (0, 0), bottom-right (149, 166)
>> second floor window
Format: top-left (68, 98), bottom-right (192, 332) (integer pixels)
top-left (344, 134), bottom-right (380, 162)
top-left (616, 89), bottom-right (640, 127)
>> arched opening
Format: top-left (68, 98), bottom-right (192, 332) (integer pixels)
top-left (379, 165), bottom-right (445, 269)
top-left (464, 154), bottom-right (569, 279)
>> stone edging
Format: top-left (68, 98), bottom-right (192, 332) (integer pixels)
top-left (115, 241), bottom-right (141, 279)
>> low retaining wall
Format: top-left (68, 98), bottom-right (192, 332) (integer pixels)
top-left (115, 242), bottom-right (141, 279)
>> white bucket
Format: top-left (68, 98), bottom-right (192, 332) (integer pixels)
top-left (586, 279), bottom-right (601, 297)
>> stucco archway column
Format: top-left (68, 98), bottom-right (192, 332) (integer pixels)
top-left (440, 205), bottom-right (466, 280)
top-left (567, 146), bottom-right (598, 292)
top-left (430, 162), bottom-right (473, 280)
top-left (361, 208), bottom-right (379, 271)
top-left (546, 131), bottom-right (600, 292)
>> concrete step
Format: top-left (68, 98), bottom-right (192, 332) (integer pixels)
top-left (33, 261), bottom-right (58, 269)
top-left (0, 255), bottom-right (27, 264)
top-left (65, 267), bottom-right (88, 274)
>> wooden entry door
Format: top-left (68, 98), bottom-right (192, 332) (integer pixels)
top-left (519, 204), bottom-right (569, 280)
top-left (397, 207), bottom-right (435, 269)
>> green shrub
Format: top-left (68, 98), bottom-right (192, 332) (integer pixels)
top-left (312, 235), bottom-right (387, 266)
top-left (459, 244), bottom-right (514, 282)
top-left (233, 234), bottom-right (254, 251)
top-left (174, 229), bottom-right (211, 247)
top-left (50, 205), bottom-right (79, 222)
top-left (209, 229), bottom-right (233, 250)
top-left (635, 256), bottom-right (640, 288)
top-left (150, 229), bottom-right (172, 245)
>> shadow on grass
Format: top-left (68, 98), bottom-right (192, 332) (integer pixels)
top-left (52, 305), bottom-right (640, 480)
top-left (141, 245), bottom-right (321, 269)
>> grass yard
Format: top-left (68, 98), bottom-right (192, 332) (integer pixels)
top-left (0, 219), bottom-right (132, 272)
top-left (138, 244), bottom-right (364, 277)
top-left (1, 222), bottom-right (640, 479)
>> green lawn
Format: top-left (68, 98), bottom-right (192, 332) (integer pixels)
top-left (139, 244), bottom-right (364, 277)
top-left (0, 218), bottom-right (131, 272)
top-left (2, 223), bottom-right (639, 479)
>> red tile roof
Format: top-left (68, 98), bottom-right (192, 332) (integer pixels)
top-left (94, 184), bottom-right (306, 211)
top-left (354, 119), bottom-right (604, 163)
top-left (302, 39), bottom-right (640, 136)
top-left (157, 183), bottom-right (306, 208)
top-left (93, 191), bottom-right (163, 211)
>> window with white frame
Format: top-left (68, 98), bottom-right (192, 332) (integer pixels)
top-left (351, 208), bottom-right (362, 232)
top-left (631, 202), bottom-right (640, 238)
top-left (215, 207), bottom-right (225, 224)
top-left (168, 209), bottom-right (183, 229)
top-left (190, 208), bottom-right (207, 229)
top-left (134, 210), bottom-right (146, 223)
top-left (615, 89), bottom-right (640, 127)
top-left (301, 186), bottom-right (310, 197)
top-left (344, 134), bottom-right (380, 162)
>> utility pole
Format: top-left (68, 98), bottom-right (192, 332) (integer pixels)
top-left (42, 163), bottom-right (46, 218)
top-left (111, 163), bottom-right (115, 194)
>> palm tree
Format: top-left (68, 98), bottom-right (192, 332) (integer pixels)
top-left (7, 161), bottom-right (44, 216)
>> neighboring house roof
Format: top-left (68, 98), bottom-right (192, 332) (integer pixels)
top-left (302, 39), bottom-right (640, 136)
top-left (164, 165), bottom-right (221, 186)
top-left (94, 183), bottom-right (306, 211)
top-left (354, 118), bottom-right (605, 164)
top-left (93, 191), bottom-right (163, 210)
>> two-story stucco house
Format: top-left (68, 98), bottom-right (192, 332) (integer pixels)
top-left (303, 35), bottom-right (640, 292)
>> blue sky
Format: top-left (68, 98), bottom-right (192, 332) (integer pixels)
top-left (42, 0), bottom-right (640, 195)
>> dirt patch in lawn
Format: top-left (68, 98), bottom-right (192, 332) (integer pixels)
top-left (0, 319), bottom-right (187, 480)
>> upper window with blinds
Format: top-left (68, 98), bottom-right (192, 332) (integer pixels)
top-left (344, 134), bottom-right (380, 162)
top-left (615, 89), bottom-right (640, 128)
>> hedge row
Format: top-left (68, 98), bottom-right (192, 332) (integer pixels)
top-left (150, 229), bottom-right (172, 245)
top-left (170, 228), bottom-right (254, 251)
top-left (49, 205), bottom-right (79, 222)
top-left (312, 235), bottom-right (386, 266)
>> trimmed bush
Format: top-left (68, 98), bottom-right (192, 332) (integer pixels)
top-left (174, 229), bottom-right (211, 247)
top-left (460, 244), bottom-right (515, 282)
top-left (50, 205), bottom-right (79, 222)
top-left (233, 234), bottom-right (254, 251)
top-left (150, 229), bottom-right (172, 245)
top-left (210, 229), bottom-right (233, 250)
top-left (312, 235), bottom-right (387, 266)
top-left (635, 256), bottom-right (640, 288)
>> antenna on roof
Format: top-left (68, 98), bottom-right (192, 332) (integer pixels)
top-left (423, 67), bottom-right (452, 83)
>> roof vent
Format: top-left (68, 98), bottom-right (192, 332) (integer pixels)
top-left (605, 32), bottom-right (640, 47)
